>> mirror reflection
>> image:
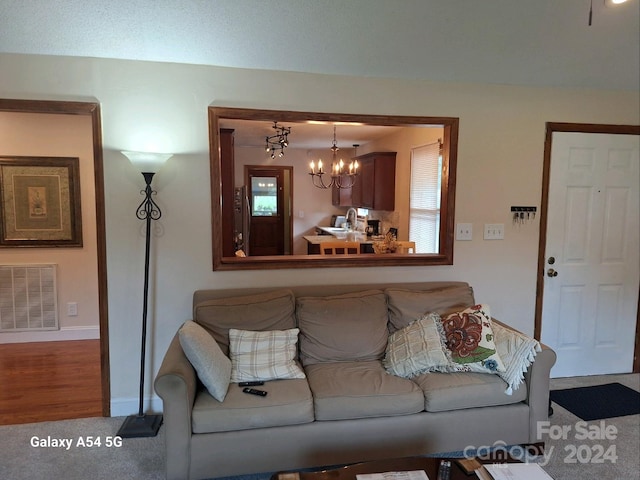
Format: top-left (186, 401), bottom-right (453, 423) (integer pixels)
top-left (209, 108), bottom-right (458, 270)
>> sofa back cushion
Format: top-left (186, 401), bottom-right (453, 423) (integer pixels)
top-left (296, 290), bottom-right (388, 366)
top-left (194, 289), bottom-right (296, 355)
top-left (386, 284), bottom-right (475, 333)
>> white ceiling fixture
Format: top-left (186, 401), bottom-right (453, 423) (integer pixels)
top-left (590, 0), bottom-right (634, 25)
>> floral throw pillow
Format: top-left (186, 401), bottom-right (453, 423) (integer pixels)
top-left (438, 304), bottom-right (506, 374)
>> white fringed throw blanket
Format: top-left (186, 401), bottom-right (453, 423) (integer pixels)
top-left (492, 322), bottom-right (542, 395)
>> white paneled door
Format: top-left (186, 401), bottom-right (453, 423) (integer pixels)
top-left (541, 132), bottom-right (639, 378)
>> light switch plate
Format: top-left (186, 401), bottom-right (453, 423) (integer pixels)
top-left (484, 223), bottom-right (504, 240)
top-left (456, 223), bottom-right (473, 241)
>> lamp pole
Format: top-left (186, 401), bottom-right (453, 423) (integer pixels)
top-left (117, 169), bottom-right (164, 438)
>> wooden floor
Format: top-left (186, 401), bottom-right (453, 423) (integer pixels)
top-left (0, 340), bottom-right (102, 425)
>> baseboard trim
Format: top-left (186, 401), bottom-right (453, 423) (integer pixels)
top-left (0, 326), bottom-right (100, 344)
top-left (110, 395), bottom-right (163, 417)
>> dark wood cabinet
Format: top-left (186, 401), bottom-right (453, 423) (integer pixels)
top-left (331, 178), bottom-right (354, 206)
top-left (336, 151), bottom-right (395, 210)
top-left (220, 128), bottom-right (235, 257)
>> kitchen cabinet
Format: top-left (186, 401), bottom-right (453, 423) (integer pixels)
top-left (333, 152), bottom-right (395, 210)
top-left (331, 178), bottom-right (353, 206)
top-left (331, 152), bottom-right (396, 210)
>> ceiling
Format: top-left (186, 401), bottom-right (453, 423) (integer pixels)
top-left (220, 118), bottom-right (411, 150)
top-left (1, 0), bottom-right (638, 92)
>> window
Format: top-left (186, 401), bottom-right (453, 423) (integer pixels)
top-left (409, 141), bottom-right (442, 253)
top-left (250, 176), bottom-right (277, 216)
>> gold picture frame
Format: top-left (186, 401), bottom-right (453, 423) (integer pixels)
top-left (0, 156), bottom-right (82, 247)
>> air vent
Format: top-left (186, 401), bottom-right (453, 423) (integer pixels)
top-left (0, 265), bottom-right (58, 332)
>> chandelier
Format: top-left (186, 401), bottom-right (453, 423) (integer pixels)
top-left (265, 121), bottom-right (291, 158)
top-left (309, 126), bottom-right (359, 189)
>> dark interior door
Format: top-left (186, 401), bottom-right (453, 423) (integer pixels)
top-left (247, 167), bottom-right (285, 256)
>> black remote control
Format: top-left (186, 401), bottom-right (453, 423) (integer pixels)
top-left (243, 387), bottom-right (267, 397)
top-left (239, 381), bottom-right (264, 387)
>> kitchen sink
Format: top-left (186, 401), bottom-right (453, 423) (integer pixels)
top-left (317, 226), bottom-right (348, 238)
top-left (321, 227), bottom-right (347, 233)
top-left (317, 226), bottom-right (368, 241)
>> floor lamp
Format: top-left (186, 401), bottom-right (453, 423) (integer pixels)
top-left (117, 150), bottom-right (172, 438)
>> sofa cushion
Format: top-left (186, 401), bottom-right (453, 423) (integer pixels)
top-left (305, 361), bottom-right (425, 420)
top-left (191, 378), bottom-right (314, 433)
top-left (383, 313), bottom-right (450, 378)
top-left (194, 289), bottom-right (296, 355)
top-left (178, 320), bottom-right (232, 402)
top-left (439, 304), bottom-right (506, 375)
top-left (296, 290), bottom-right (388, 366)
top-left (413, 371), bottom-right (527, 412)
top-left (386, 284), bottom-right (475, 333)
top-left (228, 328), bottom-right (306, 382)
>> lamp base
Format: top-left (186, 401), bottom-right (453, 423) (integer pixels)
top-left (117, 414), bottom-right (163, 438)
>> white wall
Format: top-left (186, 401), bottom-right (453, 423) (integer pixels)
top-left (1, 53), bottom-right (638, 414)
top-left (0, 111), bottom-right (100, 343)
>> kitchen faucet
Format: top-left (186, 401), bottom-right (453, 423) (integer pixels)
top-left (346, 208), bottom-right (357, 230)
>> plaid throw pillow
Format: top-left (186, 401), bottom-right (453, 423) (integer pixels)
top-left (228, 328), bottom-right (306, 382)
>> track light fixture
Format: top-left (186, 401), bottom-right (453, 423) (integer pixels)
top-left (265, 122), bottom-right (291, 159)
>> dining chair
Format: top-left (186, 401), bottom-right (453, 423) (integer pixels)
top-left (319, 241), bottom-right (361, 255)
top-left (395, 241), bottom-right (416, 253)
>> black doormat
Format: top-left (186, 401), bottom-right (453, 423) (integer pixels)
top-left (550, 382), bottom-right (640, 421)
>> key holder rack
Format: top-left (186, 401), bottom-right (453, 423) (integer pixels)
top-left (511, 206), bottom-right (537, 224)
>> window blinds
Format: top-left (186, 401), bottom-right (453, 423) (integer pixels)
top-left (409, 142), bottom-right (441, 253)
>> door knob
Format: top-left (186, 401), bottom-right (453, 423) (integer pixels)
top-left (547, 268), bottom-right (558, 277)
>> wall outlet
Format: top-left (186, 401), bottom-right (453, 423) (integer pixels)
top-left (456, 223), bottom-right (473, 241)
top-left (484, 223), bottom-right (505, 240)
top-left (67, 302), bottom-right (78, 316)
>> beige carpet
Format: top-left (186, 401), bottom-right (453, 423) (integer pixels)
top-left (542, 373), bottom-right (640, 480)
top-left (0, 416), bottom-right (165, 480)
top-left (0, 373), bottom-right (637, 480)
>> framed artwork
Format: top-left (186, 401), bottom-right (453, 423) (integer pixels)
top-left (0, 156), bottom-right (83, 247)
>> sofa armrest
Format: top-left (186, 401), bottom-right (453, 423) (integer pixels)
top-left (154, 332), bottom-right (198, 480)
top-left (491, 318), bottom-right (557, 444)
top-left (524, 342), bottom-right (557, 443)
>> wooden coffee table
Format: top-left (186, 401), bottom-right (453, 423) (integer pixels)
top-left (271, 456), bottom-right (471, 480)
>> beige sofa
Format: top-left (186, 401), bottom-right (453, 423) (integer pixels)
top-left (154, 282), bottom-right (556, 480)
